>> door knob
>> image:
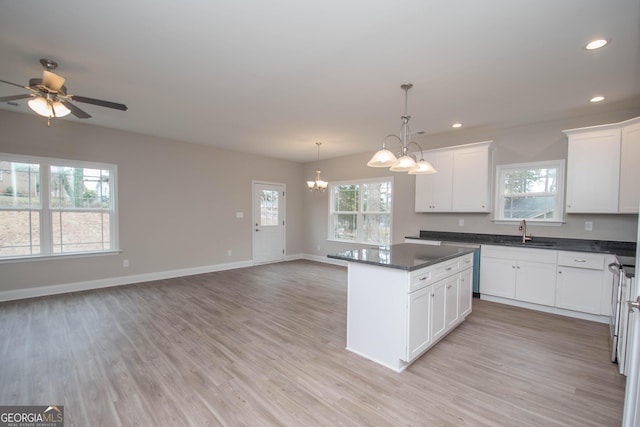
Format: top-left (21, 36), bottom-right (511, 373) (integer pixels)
top-left (628, 297), bottom-right (640, 313)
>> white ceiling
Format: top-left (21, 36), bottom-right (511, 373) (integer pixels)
top-left (1, 0), bottom-right (639, 163)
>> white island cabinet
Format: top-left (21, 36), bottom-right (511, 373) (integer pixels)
top-left (329, 244), bottom-right (474, 372)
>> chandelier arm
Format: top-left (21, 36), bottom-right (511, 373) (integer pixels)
top-left (383, 134), bottom-right (403, 150)
top-left (408, 141), bottom-right (425, 160)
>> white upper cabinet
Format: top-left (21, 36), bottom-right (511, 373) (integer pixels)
top-left (619, 121), bottom-right (640, 213)
top-left (415, 141), bottom-right (493, 213)
top-left (565, 128), bottom-right (621, 213)
top-left (414, 151), bottom-right (453, 212)
top-left (563, 116), bottom-right (640, 214)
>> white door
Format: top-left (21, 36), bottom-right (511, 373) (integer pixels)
top-left (252, 182), bottom-right (285, 264)
top-left (622, 207), bottom-right (640, 426)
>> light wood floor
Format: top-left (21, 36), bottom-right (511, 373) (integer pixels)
top-left (0, 260), bottom-right (626, 426)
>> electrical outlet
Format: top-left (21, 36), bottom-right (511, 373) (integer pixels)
top-left (235, 211), bottom-right (244, 219)
top-left (458, 218), bottom-right (464, 227)
top-left (585, 221), bottom-right (593, 231)
top-left (123, 259), bottom-right (129, 268)
top-left (316, 244), bottom-right (321, 250)
top-left (227, 250), bottom-right (232, 256)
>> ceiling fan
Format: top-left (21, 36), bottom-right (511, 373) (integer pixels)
top-left (0, 58), bottom-right (127, 126)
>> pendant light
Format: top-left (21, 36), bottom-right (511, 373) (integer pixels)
top-left (307, 142), bottom-right (328, 192)
top-left (367, 83), bottom-right (436, 174)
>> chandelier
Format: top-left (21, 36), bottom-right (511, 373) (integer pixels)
top-left (367, 83), bottom-right (437, 174)
top-left (307, 142), bottom-right (328, 192)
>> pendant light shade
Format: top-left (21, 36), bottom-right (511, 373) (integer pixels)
top-left (367, 83), bottom-right (437, 175)
top-left (366, 148), bottom-right (397, 167)
top-left (408, 159), bottom-right (437, 174)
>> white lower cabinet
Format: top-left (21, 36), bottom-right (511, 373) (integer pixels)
top-left (480, 245), bottom-right (615, 321)
top-left (459, 267), bottom-right (473, 318)
top-left (515, 260), bottom-right (557, 306)
top-left (555, 251), bottom-right (615, 315)
top-left (347, 253), bottom-right (474, 372)
top-left (429, 281), bottom-right (447, 345)
top-left (406, 285), bottom-right (433, 361)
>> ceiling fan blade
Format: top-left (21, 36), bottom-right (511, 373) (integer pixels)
top-left (43, 70), bottom-right (66, 91)
top-left (0, 93), bottom-right (34, 102)
top-left (0, 79), bottom-right (33, 91)
top-left (58, 99), bottom-right (91, 119)
top-left (70, 95), bottom-right (127, 111)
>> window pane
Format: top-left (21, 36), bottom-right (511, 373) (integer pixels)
top-left (0, 161), bottom-right (40, 208)
top-left (504, 170), bottom-right (523, 194)
top-left (363, 182), bottom-right (391, 212)
top-left (524, 168), bottom-right (557, 193)
top-left (362, 214), bottom-right (390, 244)
top-left (260, 190), bottom-right (279, 226)
top-left (0, 211), bottom-right (40, 256)
top-left (503, 196), bottom-right (555, 219)
top-left (334, 185), bottom-right (358, 212)
top-left (50, 166), bottom-right (111, 209)
top-left (334, 214), bottom-right (357, 241)
top-left (52, 211), bottom-right (110, 253)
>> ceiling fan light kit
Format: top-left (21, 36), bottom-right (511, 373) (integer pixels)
top-left (0, 58), bottom-right (128, 126)
top-left (367, 83), bottom-right (437, 175)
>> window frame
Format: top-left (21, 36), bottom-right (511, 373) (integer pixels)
top-left (494, 160), bottom-right (565, 225)
top-left (0, 152), bottom-right (119, 261)
top-left (328, 176), bottom-right (393, 245)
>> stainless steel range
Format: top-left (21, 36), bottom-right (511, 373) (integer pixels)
top-left (610, 255), bottom-right (636, 375)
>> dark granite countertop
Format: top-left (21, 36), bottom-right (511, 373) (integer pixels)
top-left (406, 230), bottom-right (637, 258)
top-left (327, 243), bottom-right (475, 271)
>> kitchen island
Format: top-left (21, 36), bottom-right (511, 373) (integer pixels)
top-left (328, 243), bottom-right (474, 372)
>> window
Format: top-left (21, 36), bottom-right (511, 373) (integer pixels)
top-left (495, 160), bottom-right (564, 223)
top-left (329, 178), bottom-right (392, 245)
top-left (0, 153), bottom-right (118, 259)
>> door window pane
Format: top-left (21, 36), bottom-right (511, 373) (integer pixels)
top-left (260, 190), bottom-right (279, 226)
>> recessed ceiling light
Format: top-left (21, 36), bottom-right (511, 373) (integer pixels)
top-left (590, 96), bottom-right (605, 103)
top-left (452, 123), bottom-right (462, 128)
top-left (585, 39), bottom-right (608, 50)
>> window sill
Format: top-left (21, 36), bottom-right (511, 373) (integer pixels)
top-left (0, 250), bottom-right (122, 264)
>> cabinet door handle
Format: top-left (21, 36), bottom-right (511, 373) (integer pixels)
top-left (419, 276), bottom-right (427, 281)
top-left (574, 259), bottom-right (587, 263)
top-left (558, 270), bottom-right (563, 274)
top-left (446, 284), bottom-right (452, 289)
top-left (517, 266), bottom-right (520, 269)
top-left (445, 267), bottom-right (452, 271)
top-left (512, 265), bottom-right (516, 269)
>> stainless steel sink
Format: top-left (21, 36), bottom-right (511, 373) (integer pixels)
top-left (497, 240), bottom-right (557, 248)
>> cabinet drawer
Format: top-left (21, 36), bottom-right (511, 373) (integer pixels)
top-left (481, 245), bottom-right (557, 263)
top-left (557, 251), bottom-right (604, 270)
top-left (410, 268), bottom-right (433, 292)
top-left (410, 255), bottom-right (469, 293)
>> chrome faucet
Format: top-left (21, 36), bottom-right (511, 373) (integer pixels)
top-left (519, 219), bottom-right (532, 243)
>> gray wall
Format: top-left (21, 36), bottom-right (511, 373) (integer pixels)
top-left (304, 108), bottom-right (640, 258)
top-left (2, 105), bottom-right (639, 294)
top-left (0, 110), bottom-right (304, 292)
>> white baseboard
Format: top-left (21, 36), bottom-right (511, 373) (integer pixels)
top-left (480, 294), bottom-right (610, 324)
top-left (0, 254), bottom-right (347, 303)
top-left (0, 259), bottom-right (254, 303)
top-left (302, 253), bottom-right (347, 267)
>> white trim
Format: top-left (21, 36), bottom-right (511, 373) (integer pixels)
top-left (302, 253), bottom-right (348, 266)
top-left (0, 259), bottom-right (254, 302)
top-left (252, 180), bottom-right (286, 264)
top-left (0, 255), bottom-right (346, 302)
top-left (328, 176), bottom-right (394, 245)
top-left (480, 294), bottom-right (609, 323)
top-left (494, 159), bottom-right (565, 223)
